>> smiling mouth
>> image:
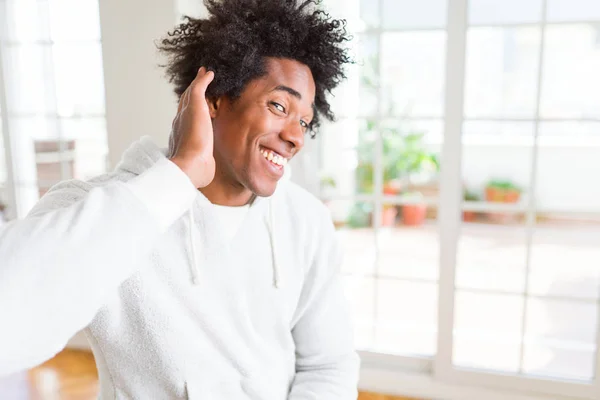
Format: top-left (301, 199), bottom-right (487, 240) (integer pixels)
top-left (259, 146), bottom-right (288, 168)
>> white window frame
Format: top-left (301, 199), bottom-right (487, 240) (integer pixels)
top-left (323, 0), bottom-right (600, 398)
top-left (0, 2), bottom-right (107, 219)
top-left (436, 0), bottom-right (600, 398)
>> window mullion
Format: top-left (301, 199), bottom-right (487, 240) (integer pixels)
top-left (435, 0), bottom-right (468, 378)
top-left (519, 0), bottom-right (549, 376)
top-left (0, 42), bottom-right (18, 221)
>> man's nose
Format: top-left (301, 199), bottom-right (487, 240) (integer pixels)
top-left (280, 120), bottom-right (305, 153)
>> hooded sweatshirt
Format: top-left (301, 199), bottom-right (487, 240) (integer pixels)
top-left (0, 137), bottom-right (359, 399)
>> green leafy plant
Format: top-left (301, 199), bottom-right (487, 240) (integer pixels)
top-left (463, 189), bottom-right (480, 202)
top-left (485, 179), bottom-right (522, 203)
top-left (347, 202), bottom-right (373, 228)
top-left (486, 179), bottom-right (521, 192)
top-left (355, 121), bottom-right (440, 194)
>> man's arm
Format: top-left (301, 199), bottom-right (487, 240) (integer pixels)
top-left (288, 216), bottom-right (360, 399)
top-left (0, 159), bottom-right (198, 375)
top-left (0, 67), bottom-right (215, 376)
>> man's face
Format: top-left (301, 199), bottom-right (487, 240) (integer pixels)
top-left (210, 58), bottom-right (316, 197)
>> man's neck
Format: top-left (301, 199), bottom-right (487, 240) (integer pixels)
top-left (199, 178), bottom-right (253, 207)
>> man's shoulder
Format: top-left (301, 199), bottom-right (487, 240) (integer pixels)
top-left (28, 170), bottom-right (135, 217)
top-left (277, 181), bottom-right (331, 222)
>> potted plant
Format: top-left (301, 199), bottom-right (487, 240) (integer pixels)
top-left (401, 191), bottom-right (427, 226)
top-left (354, 62), bottom-right (440, 227)
top-left (347, 202), bottom-right (373, 228)
top-left (354, 123), bottom-right (439, 227)
top-left (484, 179), bottom-right (522, 224)
top-left (463, 189), bottom-right (479, 222)
top-left (485, 179), bottom-right (522, 203)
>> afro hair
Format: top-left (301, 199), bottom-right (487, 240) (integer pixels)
top-left (158, 0), bottom-right (352, 134)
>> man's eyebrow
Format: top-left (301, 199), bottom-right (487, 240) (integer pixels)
top-left (271, 85), bottom-right (303, 99)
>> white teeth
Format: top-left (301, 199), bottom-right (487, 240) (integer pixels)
top-left (261, 147), bottom-right (287, 166)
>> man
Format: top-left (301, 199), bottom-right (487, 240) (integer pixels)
top-left (0, 0), bottom-right (359, 398)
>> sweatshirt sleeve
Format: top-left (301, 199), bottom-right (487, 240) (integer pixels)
top-left (288, 214), bottom-right (360, 400)
top-left (0, 158), bottom-right (198, 376)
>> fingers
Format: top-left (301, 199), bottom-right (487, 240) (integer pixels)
top-left (191, 67), bottom-right (215, 100)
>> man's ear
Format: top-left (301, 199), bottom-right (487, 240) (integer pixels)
top-left (207, 96), bottom-right (221, 118)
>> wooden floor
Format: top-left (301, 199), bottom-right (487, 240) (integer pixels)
top-left (0, 350), bottom-right (421, 400)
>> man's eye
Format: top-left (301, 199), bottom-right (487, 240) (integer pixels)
top-left (271, 102), bottom-right (285, 113)
top-left (300, 120), bottom-right (308, 129)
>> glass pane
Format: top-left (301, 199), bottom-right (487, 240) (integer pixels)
top-left (529, 218), bottom-right (600, 300)
top-left (469, 0), bottom-right (543, 25)
top-left (60, 118), bottom-right (108, 180)
top-left (49, 0), bottom-right (101, 41)
top-left (334, 35), bottom-right (378, 118)
top-left (547, 0), bottom-right (600, 22)
top-left (380, 119), bottom-right (442, 196)
top-left (378, 219), bottom-right (439, 281)
top-left (540, 24), bottom-right (600, 119)
top-left (459, 121), bottom-right (533, 292)
top-left (464, 27), bottom-right (541, 119)
top-left (320, 119), bottom-right (375, 197)
top-left (342, 275), bottom-right (375, 350)
top-left (462, 122), bottom-right (534, 197)
top-left (537, 123), bottom-right (600, 214)
top-left (453, 291), bottom-right (524, 372)
top-left (456, 212), bottom-right (527, 292)
top-left (329, 200), bottom-right (377, 275)
top-left (53, 43), bottom-right (106, 116)
top-left (523, 299), bottom-right (597, 381)
top-left (2, 45), bottom-right (55, 114)
top-left (382, 0), bottom-right (447, 29)
top-left (358, 35), bottom-right (378, 117)
top-left (0, 115), bottom-right (6, 184)
top-left (539, 121), bottom-right (600, 146)
top-left (8, 117), bottom-right (69, 212)
top-left (462, 121), bottom-right (533, 187)
top-left (381, 31), bottom-right (446, 117)
top-left (0, 117), bottom-right (7, 224)
top-left (375, 280), bottom-right (438, 356)
top-left (463, 121), bottom-right (535, 145)
top-left (0, 0), bottom-right (51, 42)
top-left (360, 0), bottom-right (379, 30)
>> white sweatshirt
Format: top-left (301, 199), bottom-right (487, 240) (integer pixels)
top-left (0, 137), bottom-right (359, 399)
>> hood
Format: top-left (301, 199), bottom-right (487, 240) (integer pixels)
top-left (116, 136), bottom-right (286, 288)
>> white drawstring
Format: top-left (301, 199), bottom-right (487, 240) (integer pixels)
top-left (187, 199), bottom-right (280, 288)
top-left (267, 199), bottom-right (281, 289)
top-left (188, 209), bottom-right (201, 285)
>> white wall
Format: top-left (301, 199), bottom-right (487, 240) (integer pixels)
top-left (99, 0), bottom-right (210, 169)
top-left (99, 0), bottom-right (179, 169)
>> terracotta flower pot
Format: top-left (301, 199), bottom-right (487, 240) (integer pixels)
top-left (463, 211), bottom-right (477, 222)
top-left (383, 181), bottom-right (402, 196)
top-left (485, 187), bottom-right (504, 202)
top-left (381, 206), bottom-right (398, 226)
top-left (504, 189), bottom-right (520, 203)
top-left (402, 204), bottom-right (427, 226)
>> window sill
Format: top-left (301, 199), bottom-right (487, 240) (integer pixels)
top-left (359, 364), bottom-right (571, 400)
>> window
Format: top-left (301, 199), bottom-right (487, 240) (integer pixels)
top-left (319, 0), bottom-right (447, 359)
top-left (320, 0), bottom-right (600, 397)
top-left (0, 0), bottom-right (108, 220)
